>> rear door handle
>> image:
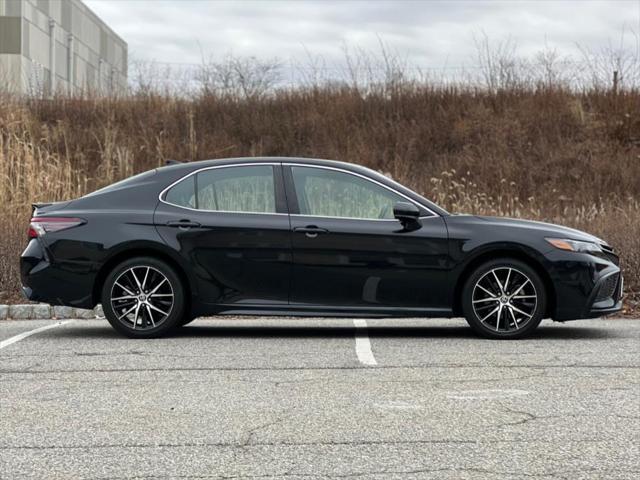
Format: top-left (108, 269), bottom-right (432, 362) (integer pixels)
top-left (293, 226), bottom-right (329, 238)
top-left (166, 219), bottom-right (201, 230)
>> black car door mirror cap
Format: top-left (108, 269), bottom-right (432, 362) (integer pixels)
top-left (393, 201), bottom-right (421, 228)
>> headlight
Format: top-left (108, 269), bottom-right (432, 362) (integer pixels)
top-left (545, 238), bottom-right (603, 253)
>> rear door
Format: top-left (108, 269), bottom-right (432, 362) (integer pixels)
top-left (284, 164), bottom-right (450, 312)
top-left (154, 163), bottom-right (292, 306)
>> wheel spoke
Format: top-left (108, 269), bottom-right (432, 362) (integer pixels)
top-left (112, 295), bottom-right (137, 301)
top-left (145, 304), bottom-right (156, 327)
top-left (511, 279), bottom-right (530, 297)
top-left (130, 268), bottom-right (143, 292)
top-left (508, 306), bottom-right (518, 328)
top-left (504, 269), bottom-right (512, 294)
top-left (117, 304), bottom-right (137, 320)
top-left (492, 270), bottom-right (504, 293)
top-left (147, 302), bottom-right (169, 317)
top-left (473, 297), bottom-right (499, 304)
top-left (496, 305), bottom-right (503, 331)
top-left (132, 303), bottom-right (141, 329)
top-left (142, 267), bottom-right (150, 291)
top-left (511, 295), bottom-right (536, 300)
top-left (115, 282), bottom-right (135, 296)
top-left (477, 284), bottom-right (497, 298)
top-left (148, 278), bottom-right (167, 295)
top-left (480, 305), bottom-right (500, 323)
top-left (509, 304), bottom-right (533, 319)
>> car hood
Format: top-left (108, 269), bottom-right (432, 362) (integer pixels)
top-left (459, 215), bottom-right (607, 245)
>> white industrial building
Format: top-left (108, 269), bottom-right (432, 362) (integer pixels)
top-left (0, 0), bottom-right (127, 95)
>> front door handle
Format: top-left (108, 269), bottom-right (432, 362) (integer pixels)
top-left (166, 219), bottom-right (201, 230)
top-left (293, 226), bottom-right (329, 238)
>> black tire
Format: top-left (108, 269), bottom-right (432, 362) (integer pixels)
top-left (101, 256), bottom-right (185, 338)
top-left (462, 258), bottom-right (546, 339)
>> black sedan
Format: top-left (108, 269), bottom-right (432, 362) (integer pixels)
top-left (21, 157), bottom-right (623, 339)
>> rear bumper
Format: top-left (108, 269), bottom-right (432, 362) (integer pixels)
top-left (20, 239), bottom-right (95, 308)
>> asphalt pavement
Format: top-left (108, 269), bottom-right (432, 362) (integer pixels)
top-left (0, 317), bottom-right (639, 479)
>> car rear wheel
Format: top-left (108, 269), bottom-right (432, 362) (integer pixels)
top-left (101, 257), bottom-right (185, 338)
top-left (462, 258), bottom-right (546, 339)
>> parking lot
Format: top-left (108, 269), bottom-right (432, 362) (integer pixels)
top-left (1, 317), bottom-right (639, 479)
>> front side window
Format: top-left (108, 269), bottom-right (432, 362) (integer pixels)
top-left (164, 165), bottom-right (276, 213)
top-left (291, 166), bottom-right (405, 220)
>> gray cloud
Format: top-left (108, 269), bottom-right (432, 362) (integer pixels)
top-left (85, 0), bottom-right (640, 69)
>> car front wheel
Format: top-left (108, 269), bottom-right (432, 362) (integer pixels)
top-left (101, 257), bottom-right (185, 338)
top-left (462, 258), bottom-right (546, 339)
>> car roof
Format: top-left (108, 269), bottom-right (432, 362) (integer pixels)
top-left (158, 156), bottom-right (373, 173)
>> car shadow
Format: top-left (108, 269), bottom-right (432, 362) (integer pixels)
top-left (176, 324), bottom-right (616, 340)
top-left (54, 320), bottom-right (618, 341)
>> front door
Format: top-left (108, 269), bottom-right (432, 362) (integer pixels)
top-left (284, 165), bottom-right (450, 312)
top-left (154, 163), bottom-right (291, 305)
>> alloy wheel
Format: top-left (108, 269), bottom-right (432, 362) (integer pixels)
top-left (471, 267), bottom-right (537, 333)
top-left (110, 266), bottom-right (174, 331)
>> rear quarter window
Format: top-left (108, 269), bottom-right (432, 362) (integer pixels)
top-left (164, 176), bottom-right (196, 208)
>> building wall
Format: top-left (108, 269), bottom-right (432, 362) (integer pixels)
top-left (0, 1), bottom-right (22, 92)
top-left (0, 0), bottom-right (127, 95)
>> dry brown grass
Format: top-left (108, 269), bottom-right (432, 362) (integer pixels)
top-left (0, 85), bottom-right (638, 312)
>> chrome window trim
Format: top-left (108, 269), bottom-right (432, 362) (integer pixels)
top-left (158, 161), bottom-right (441, 219)
top-left (284, 162), bottom-right (439, 218)
top-left (158, 162), bottom-right (286, 215)
top-left (290, 213), bottom-right (439, 222)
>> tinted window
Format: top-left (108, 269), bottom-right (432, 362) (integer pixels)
top-left (165, 165), bottom-right (277, 213)
top-left (291, 166), bottom-right (404, 219)
top-left (164, 175), bottom-right (196, 208)
top-left (199, 165), bottom-right (276, 213)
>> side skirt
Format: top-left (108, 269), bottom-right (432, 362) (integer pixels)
top-left (199, 304), bottom-right (454, 319)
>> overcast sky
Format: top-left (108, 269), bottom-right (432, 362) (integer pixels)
top-left (85, 0), bottom-right (640, 70)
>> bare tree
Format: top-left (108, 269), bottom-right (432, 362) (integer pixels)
top-left (474, 31), bottom-right (525, 92)
top-left (533, 44), bottom-right (574, 89)
top-left (578, 27), bottom-right (640, 90)
top-left (293, 44), bottom-right (330, 88)
top-left (196, 53), bottom-right (282, 98)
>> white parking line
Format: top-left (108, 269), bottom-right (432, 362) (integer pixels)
top-left (0, 321), bottom-right (73, 350)
top-left (353, 319), bottom-right (377, 366)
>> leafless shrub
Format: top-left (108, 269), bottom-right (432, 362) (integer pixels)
top-left (578, 28), bottom-right (640, 90)
top-left (292, 45), bottom-right (330, 88)
top-left (196, 54), bottom-right (282, 98)
top-left (473, 32), bottom-right (528, 91)
top-left (532, 45), bottom-right (575, 89)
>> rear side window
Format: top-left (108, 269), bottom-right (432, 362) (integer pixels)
top-left (163, 165), bottom-right (276, 213)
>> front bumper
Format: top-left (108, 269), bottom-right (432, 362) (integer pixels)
top-left (546, 249), bottom-right (624, 320)
top-left (581, 270), bottom-right (623, 318)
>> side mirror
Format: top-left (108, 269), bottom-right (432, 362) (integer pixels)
top-left (393, 201), bottom-right (421, 228)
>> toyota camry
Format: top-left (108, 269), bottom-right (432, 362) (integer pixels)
top-left (21, 157), bottom-right (623, 339)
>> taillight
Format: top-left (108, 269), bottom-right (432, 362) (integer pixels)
top-left (28, 217), bottom-right (85, 238)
